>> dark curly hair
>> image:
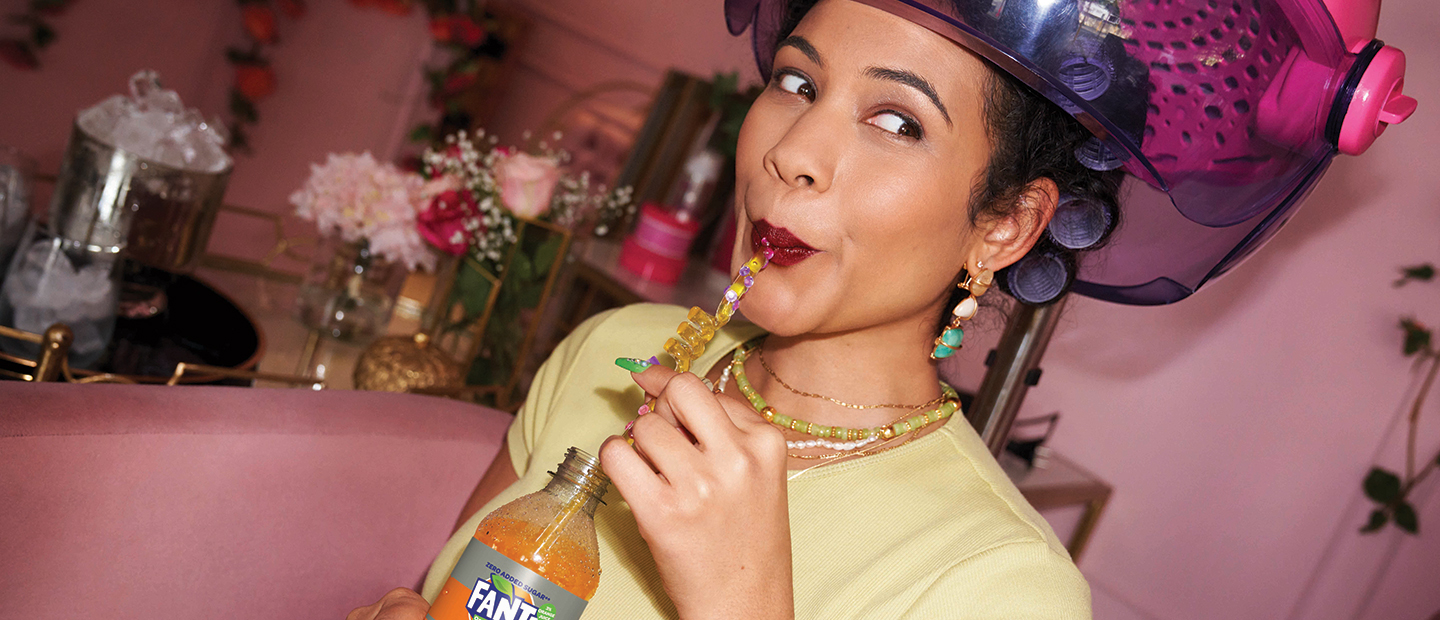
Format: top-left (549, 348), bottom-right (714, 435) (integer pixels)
top-left (772, 0), bottom-right (1126, 315)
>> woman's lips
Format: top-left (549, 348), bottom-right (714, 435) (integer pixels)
top-left (751, 219), bottom-right (818, 267)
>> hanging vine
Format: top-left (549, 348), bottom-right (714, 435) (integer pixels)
top-left (222, 0), bottom-right (517, 155)
top-left (0, 0), bottom-right (76, 70)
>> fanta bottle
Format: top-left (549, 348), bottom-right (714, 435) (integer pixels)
top-left (429, 447), bottom-right (610, 620)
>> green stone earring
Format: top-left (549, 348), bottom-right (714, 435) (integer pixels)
top-left (931, 261), bottom-right (993, 360)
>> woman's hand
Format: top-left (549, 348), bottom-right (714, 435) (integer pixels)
top-left (346, 588), bottom-right (428, 620)
top-left (600, 366), bottom-right (794, 620)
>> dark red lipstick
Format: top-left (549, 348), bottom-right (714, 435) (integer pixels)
top-left (751, 219), bottom-right (818, 267)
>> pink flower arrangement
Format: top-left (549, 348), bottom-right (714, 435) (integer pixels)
top-left (496, 153), bottom-right (562, 219)
top-left (418, 189), bottom-right (484, 256)
top-left (415, 129), bottom-right (635, 263)
top-left (289, 152), bottom-right (436, 271)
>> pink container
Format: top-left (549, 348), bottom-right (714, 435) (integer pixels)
top-left (619, 202), bottom-right (701, 285)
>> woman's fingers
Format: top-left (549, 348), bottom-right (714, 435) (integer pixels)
top-left (628, 366), bottom-right (740, 447)
top-left (346, 588), bottom-right (429, 620)
top-left (628, 410), bottom-right (701, 478)
top-left (599, 434), bottom-right (667, 496)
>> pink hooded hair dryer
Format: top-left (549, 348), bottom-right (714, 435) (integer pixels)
top-left (728, 0), bottom-right (1419, 304)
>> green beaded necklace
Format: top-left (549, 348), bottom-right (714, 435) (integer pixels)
top-left (729, 341), bottom-right (961, 442)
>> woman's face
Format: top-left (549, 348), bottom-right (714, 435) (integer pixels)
top-left (733, 0), bottom-right (996, 337)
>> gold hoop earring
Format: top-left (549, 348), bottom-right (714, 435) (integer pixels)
top-left (931, 260), bottom-right (994, 360)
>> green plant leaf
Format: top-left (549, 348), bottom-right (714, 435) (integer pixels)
top-left (490, 574), bottom-right (515, 598)
top-left (229, 89), bottom-right (259, 123)
top-left (515, 282), bottom-right (542, 308)
top-left (1394, 263), bottom-right (1436, 287)
top-left (1360, 508), bottom-right (1388, 533)
top-left (1394, 502), bottom-right (1419, 534)
top-left (408, 123), bottom-right (433, 143)
top-left (509, 250), bottom-right (533, 282)
top-left (1400, 318), bottom-right (1432, 356)
top-left (30, 20), bottom-right (54, 48)
top-left (454, 261), bottom-right (495, 320)
top-left (532, 234), bottom-right (562, 276)
top-left (1363, 467), bottom-right (1402, 504)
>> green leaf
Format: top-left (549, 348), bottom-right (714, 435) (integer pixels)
top-left (454, 262), bottom-right (495, 319)
top-left (532, 234), bottom-right (562, 276)
top-left (490, 574), bottom-right (515, 598)
top-left (1360, 508), bottom-right (1388, 533)
top-left (1394, 502), bottom-right (1419, 534)
top-left (408, 123), bottom-right (433, 143)
top-left (514, 282), bottom-right (542, 308)
top-left (509, 250), bottom-right (533, 282)
top-left (1363, 467), bottom-right (1403, 504)
top-left (30, 20), bottom-right (54, 48)
top-left (1400, 318), bottom-right (1432, 356)
top-left (226, 122), bottom-right (250, 152)
top-left (229, 90), bottom-right (259, 123)
top-left (1394, 263), bottom-right (1436, 287)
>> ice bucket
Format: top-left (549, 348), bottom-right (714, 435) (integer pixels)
top-left (48, 121), bottom-right (231, 270)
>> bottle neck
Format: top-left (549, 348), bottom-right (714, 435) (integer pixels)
top-left (541, 477), bottom-right (604, 517)
top-left (542, 447), bottom-right (610, 517)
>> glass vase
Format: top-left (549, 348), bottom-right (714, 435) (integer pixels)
top-left (0, 221), bottom-right (124, 369)
top-left (296, 235), bottom-right (406, 342)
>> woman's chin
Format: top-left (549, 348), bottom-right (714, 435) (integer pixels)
top-left (737, 284), bottom-right (825, 337)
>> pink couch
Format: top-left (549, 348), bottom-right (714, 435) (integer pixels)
top-left (0, 383), bottom-right (511, 619)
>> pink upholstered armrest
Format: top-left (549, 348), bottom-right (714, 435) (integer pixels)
top-left (0, 383), bottom-right (511, 619)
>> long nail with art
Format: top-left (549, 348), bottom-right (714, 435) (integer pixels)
top-left (615, 357), bottom-right (653, 373)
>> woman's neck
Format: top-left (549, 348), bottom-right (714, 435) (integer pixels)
top-left (741, 314), bottom-right (945, 431)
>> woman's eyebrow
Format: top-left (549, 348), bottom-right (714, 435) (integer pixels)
top-left (865, 67), bottom-right (953, 127)
top-left (777, 35), bottom-right (824, 68)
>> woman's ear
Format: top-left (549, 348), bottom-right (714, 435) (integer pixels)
top-left (973, 178), bottom-right (1058, 270)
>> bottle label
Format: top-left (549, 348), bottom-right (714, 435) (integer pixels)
top-left (428, 540), bottom-right (588, 620)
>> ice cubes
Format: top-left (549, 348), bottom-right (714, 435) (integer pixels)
top-left (76, 70), bottom-right (231, 173)
top-left (1, 238), bottom-right (119, 361)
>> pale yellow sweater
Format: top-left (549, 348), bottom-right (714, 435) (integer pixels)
top-left (422, 303), bottom-right (1090, 619)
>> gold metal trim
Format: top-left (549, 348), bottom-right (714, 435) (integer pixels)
top-left (195, 203), bottom-right (315, 284)
top-left (166, 362), bottom-right (324, 389)
top-left (0, 368), bottom-right (34, 381)
top-left (0, 324), bottom-right (43, 345)
top-left (0, 351), bottom-right (38, 368)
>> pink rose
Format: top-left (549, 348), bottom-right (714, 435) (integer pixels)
top-left (496, 153), bottom-right (560, 219)
top-left (417, 189), bottom-right (483, 256)
top-left (419, 175), bottom-right (460, 201)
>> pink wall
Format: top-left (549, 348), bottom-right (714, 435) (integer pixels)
top-left (0, 0), bottom-right (431, 268)
top-left (488, 1), bottom-right (1440, 618)
top-left (3, 1), bottom-right (1437, 619)
top-left (980, 0), bottom-right (1440, 614)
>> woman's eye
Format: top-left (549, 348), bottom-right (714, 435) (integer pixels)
top-left (867, 111), bottom-right (922, 139)
top-left (776, 73), bottom-right (815, 101)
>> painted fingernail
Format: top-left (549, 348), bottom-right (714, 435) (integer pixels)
top-left (624, 419), bottom-right (636, 433)
top-left (615, 357), bottom-right (652, 373)
top-left (637, 404), bottom-right (651, 416)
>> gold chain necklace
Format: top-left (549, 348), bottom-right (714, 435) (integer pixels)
top-left (730, 340), bottom-right (960, 447)
top-left (757, 342), bottom-right (944, 411)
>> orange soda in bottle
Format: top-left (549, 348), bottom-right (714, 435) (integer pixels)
top-left (429, 447), bottom-right (610, 620)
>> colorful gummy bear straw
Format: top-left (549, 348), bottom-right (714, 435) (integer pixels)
top-left (665, 239), bottom-right (771, 373)
top-left (625, 238), bottom-right (772, 433)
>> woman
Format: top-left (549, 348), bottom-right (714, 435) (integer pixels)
top-left (351, 2), bottom-right (1111, 618)
top-left (349, 0), bottom-right (1358, 615)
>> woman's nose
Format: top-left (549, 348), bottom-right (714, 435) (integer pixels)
top-left (763, 108), bottom-right (838, 193)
